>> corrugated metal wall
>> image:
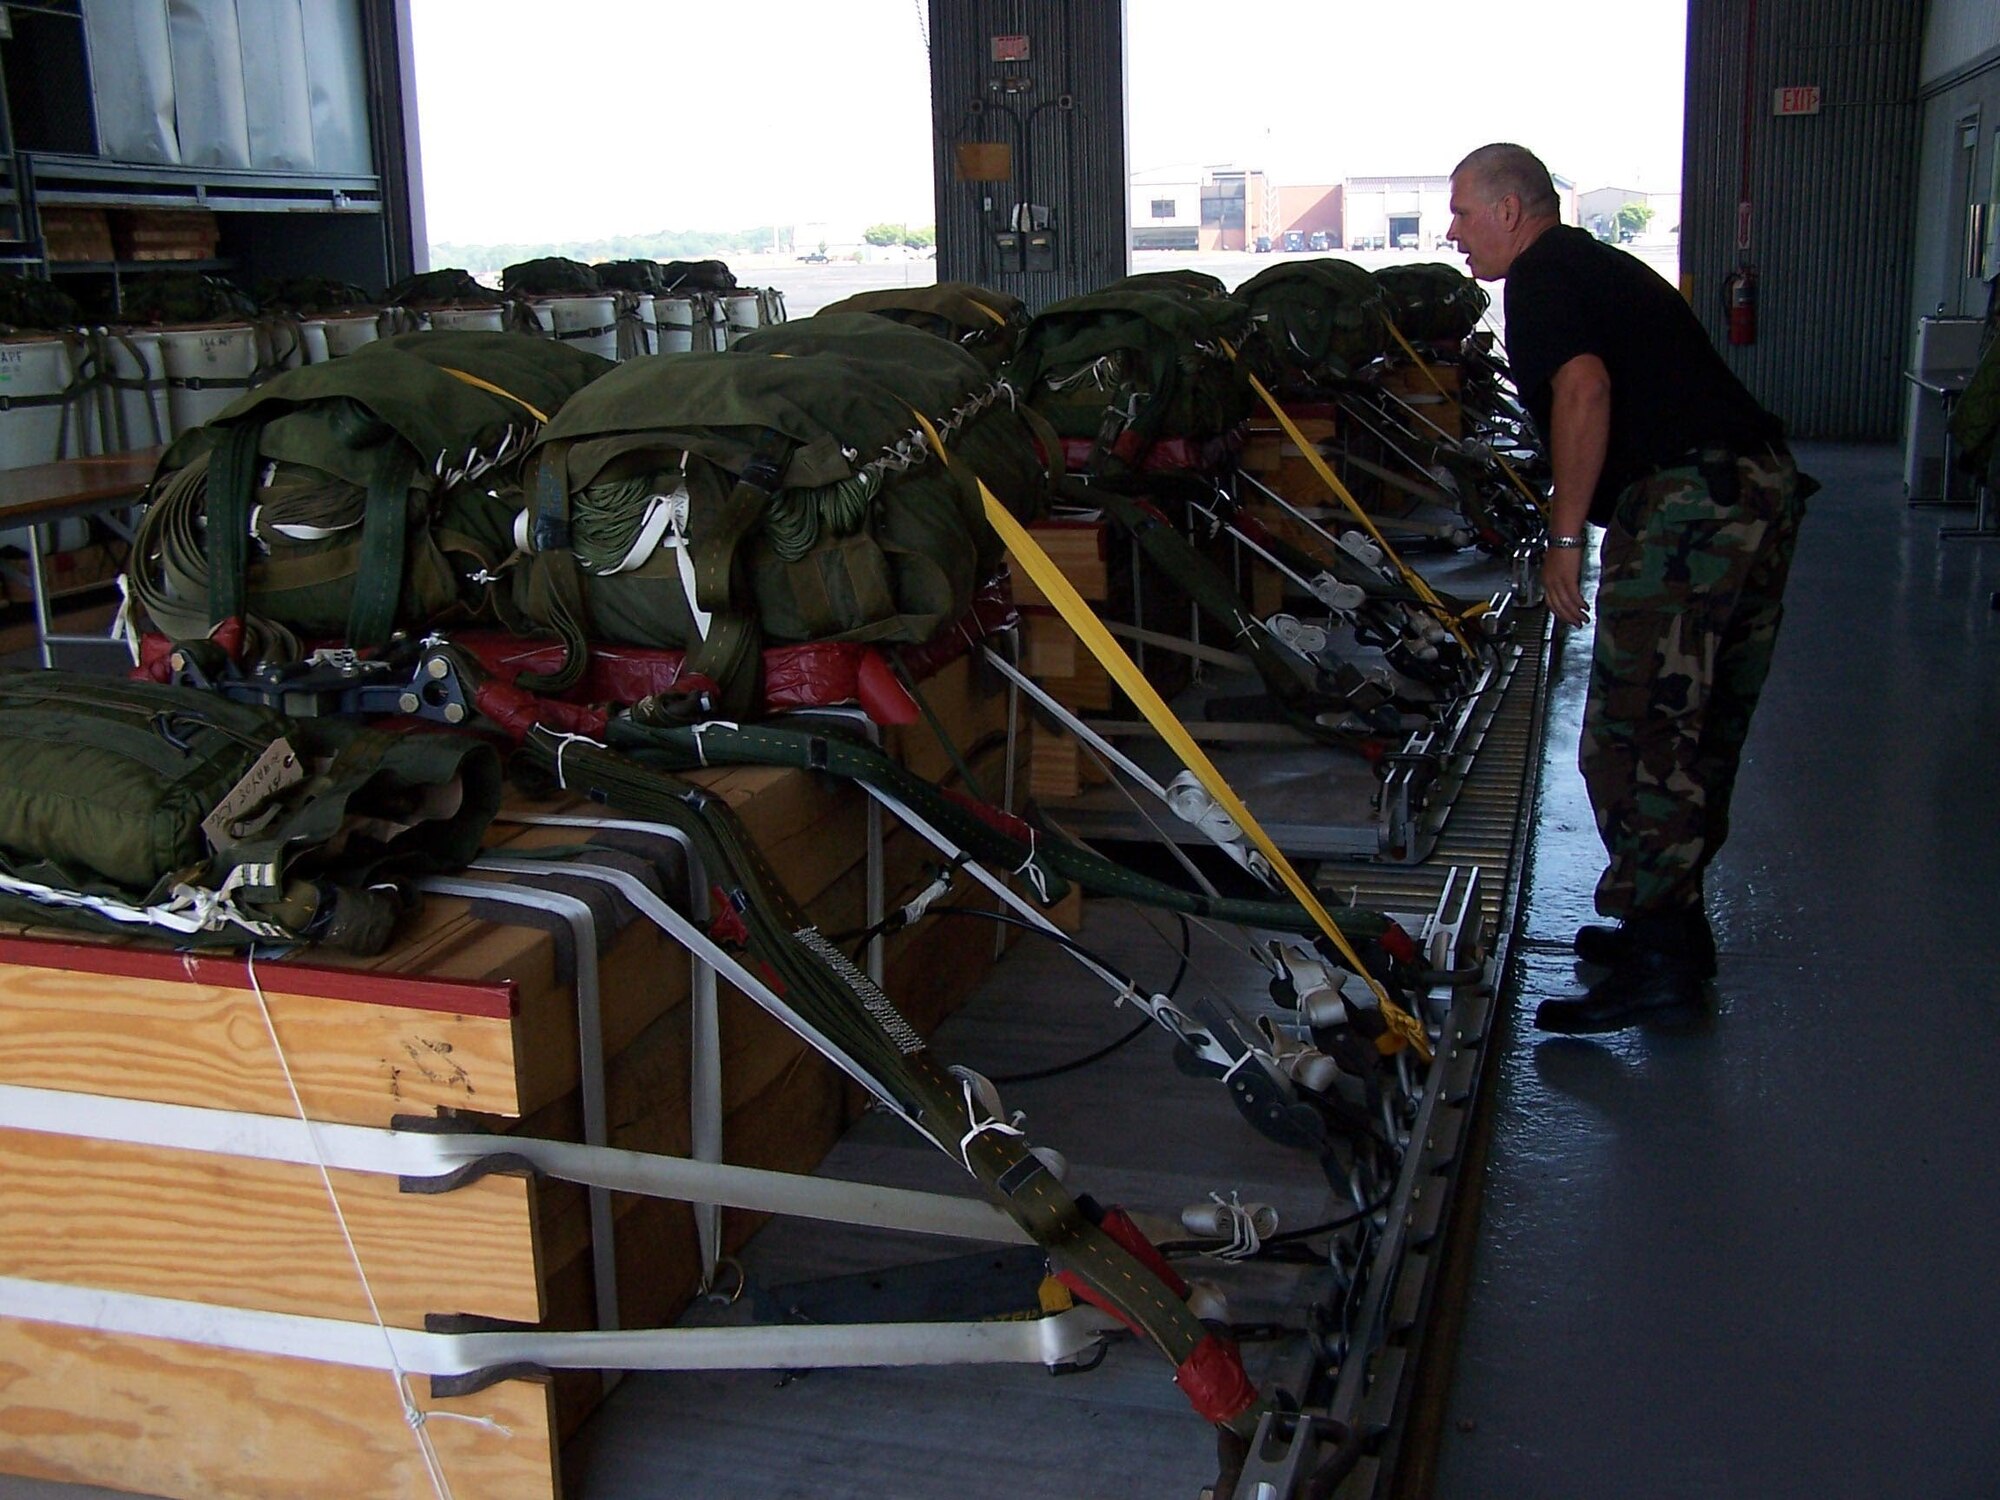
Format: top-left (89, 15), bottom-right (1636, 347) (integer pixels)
top-left (1922, 0), bottom-right (2000, 85)
top-left (1684, 0), bottom-right (1924, 440)
top-left (929, 0), bottom-right (1127, 310)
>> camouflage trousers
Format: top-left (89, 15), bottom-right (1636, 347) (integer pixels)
top-left (1581, 448), bottom-right (1806, 918)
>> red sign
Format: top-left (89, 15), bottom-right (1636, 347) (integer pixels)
top-left (991, 34), bottom-right (1030, 62)
top-left (1773, 86), bottom-right (1821, 116)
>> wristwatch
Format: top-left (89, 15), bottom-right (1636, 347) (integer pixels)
top-left (1546, 535), bottom-right (1585, 550)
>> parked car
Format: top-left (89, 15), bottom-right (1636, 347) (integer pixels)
top-left (1282, 230), bottom-right (1305, 252)
top-left (1254, 236), bottom-right (1272, 253)
top-left (1308, 230), bottom-right (1330, 252)
top-left (798, 251), bottom-right (829, 263)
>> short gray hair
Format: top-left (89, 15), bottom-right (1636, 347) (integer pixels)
top-left (1452, 143), bottom-right (1559, 221)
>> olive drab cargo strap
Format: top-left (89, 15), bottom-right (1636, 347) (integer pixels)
top-left (1231, 348), bottom-right (1477, 659)
top-left (607, 713), bottom-right (1397, 942)
top-left (908, 410), bottom-right (1430, 1061)
top-left (1376, 314), bottom-right (1548, 523)
top-left (518, 726), bottom-right (1268, 1436)
top-left (346, 444), bottom-right (423, 649)
top-left (680, 427), bottom-right (797, 716)
top-left (204, 420), bottom-right (264, 632)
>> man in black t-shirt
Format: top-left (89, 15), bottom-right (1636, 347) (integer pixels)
top-left (1446, 142), bottom-right (1809, 1034)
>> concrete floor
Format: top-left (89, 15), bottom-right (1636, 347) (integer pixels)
top-left (1434, 442), bottom-right (2000, 1498)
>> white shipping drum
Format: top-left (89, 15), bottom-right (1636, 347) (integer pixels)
top-left (655, 295), bottom-right (697, 354)
top-left (519, 295), bottom-right (620, 361)
top-left (258, 319), bottom-right (309, 375)
top-left (159, 322), bottom-right (260, 437)
top-left (0, 336), bottom-right (90, 471)
top-left (321, 311), bottom-right (382, 357)
top-left (423, 305), bottom-right (507, 333)
top-left (297, 319), bottom-right (331, 365)
top-left (96, 329), bottom-right (171, 452)
top-left (722, 293), bottom-right (764, 348)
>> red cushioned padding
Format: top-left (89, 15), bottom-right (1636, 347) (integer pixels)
top-left (1060, 422), bottom-right (1247, 478)
top-left (132, 580), bottom-right (1020, 725)
top-left (1174, 1331), bottom-right (1260, 1426)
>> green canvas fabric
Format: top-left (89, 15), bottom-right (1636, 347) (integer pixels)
top-left (131, 330), bottom-right (612, 651)
top-left (384, 269), bottom-right (503, 308)
top-left (1005, 286), bottom-right (1255, 459)
top-left (508, 330), bottom-right (1051, 705)
top-left (120, 271), bottom-right (259, 326)
top-left (813, 282), bottom-right (1029, 372)
top-left (0, 274), bottom-right (82, 332)
top-left (256, 277), bottom-right (378, 315)
top-left (0, 671), bottom-right (500, 952)
top-left (1104, 269), bottom-right (1229, 300)
top-left (596, 260), bottom-right (673, 294)
top-left (1372, 262), bottom-right (1489, 344)
top-left (503, 257), bottom-right (603, 297)
top-left (1236, 258), bottom-right (1391, 385)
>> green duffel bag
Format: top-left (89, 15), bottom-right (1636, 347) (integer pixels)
top-left (1103, 268), bottom-right (1230, 301)
top-left (1372, 262), bottom-right (1490, 344)
top-left (813, 282), bottom-right (1029, 371)
top-left (1236, 258), bottom-right (1391, 386)
top-left (506, 319), bottom-right (1051, 710)
top-left (502, 256), bottom-right (602, 297)
top-left (130, 330), bottom-right (612, 657)
top-left (0, 671), bottom-right (500, 953)
top-left (1005, 287), bottom-right (1255, 468)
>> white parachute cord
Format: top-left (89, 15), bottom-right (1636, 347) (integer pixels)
top-left (242, 952), bottom-right (484, 1500)
top-left (948, 1067), bottom-right (1025, 1174)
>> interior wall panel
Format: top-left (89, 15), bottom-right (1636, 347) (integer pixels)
top-left (929, 0), bottom-right (1128, 309)
top-left (1684, 0), bottom-right (1923, 440)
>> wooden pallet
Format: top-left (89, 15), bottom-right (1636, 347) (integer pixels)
top-left (0, 657), bottom-right (1033, 1499)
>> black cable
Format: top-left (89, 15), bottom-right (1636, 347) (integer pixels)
top-left (983, 909), bottom-right (1190, 1084)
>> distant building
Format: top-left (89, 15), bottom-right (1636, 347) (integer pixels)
top-left (1130, 165), bottom-right (1276, 250)
top-left (1277, 184), bottom-right (1343, 247)
top-left (1344, 171), bottom-right (1578, 251)
top-left (1130, 166), bottom-right (1203, 251)
top-left (1578, 186), bottom-right (1680, 242)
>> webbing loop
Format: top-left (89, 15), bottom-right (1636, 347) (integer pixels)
top-left (907, 407), bottom-right (1429, 1061)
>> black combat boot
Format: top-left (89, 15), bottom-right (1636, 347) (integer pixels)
top-left (1536, 912), bottom-right (1707, 1034)
top-left (1573, 905), bottom-right (1716, 979)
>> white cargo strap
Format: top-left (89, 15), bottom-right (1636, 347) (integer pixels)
top-left (1164, 772), bottom-right (1273, 883)
top-left (0, 1274), bottom-right (1112, 1376)
top-left (0, 1082), bottom-right (1027, 1244)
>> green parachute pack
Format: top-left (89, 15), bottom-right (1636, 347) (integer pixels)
top-left (506, 313), bottom-right (1053, 711)
top-left (0, 671), bottom-right (499, 953)
top-left (384, 269), bottom-right (502, 309)
top-left (1005, 286), bottom-right (1255, 469)
top-left (0, 274), bottom-right (82, 332)
top-left (1372, 262), bottom-right (1489, 344)
top-left (1104, 268), bottom-right (1230, 301)
top-left (502, 257), bottom-right (603, 297)
top-left (130, 330), bottom-right (612, 658)
top-left (255, 277), bottom-right (378, 316)
top-left (814, 281), bottom-right (1029, 371)
top-left (1235, 258), bottom-right (1391, 386)
top-left (119, 270), bottom-right (260, 326)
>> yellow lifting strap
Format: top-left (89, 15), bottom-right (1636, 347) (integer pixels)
top-left (908, 409), bottom-right (1430, 1061)
top-left (1375, 316), bottom-right (1548, 523)
top-left (438, 366), bottom-right (551, 425)
top-left (1228, 349), bottom-right (1476, 658)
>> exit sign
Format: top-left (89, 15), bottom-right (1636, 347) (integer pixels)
top-left (1774, 86), bottom-right (1821, 116)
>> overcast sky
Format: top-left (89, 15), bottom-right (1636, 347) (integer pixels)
top-left (410, 0), bottom-right (1687, 244)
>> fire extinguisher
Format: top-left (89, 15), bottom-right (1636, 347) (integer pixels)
top-left (1724, 266), bottom-right (1758, 346)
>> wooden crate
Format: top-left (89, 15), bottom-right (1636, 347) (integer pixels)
top-left (1006, 516), bottom-right (1109, 605)
top-left (110, 208), bottom-right (222, 263)
top-left (38, 206), bottom-right (114, 264)
top-left (0, 659), bottom-right (1037, 1500)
